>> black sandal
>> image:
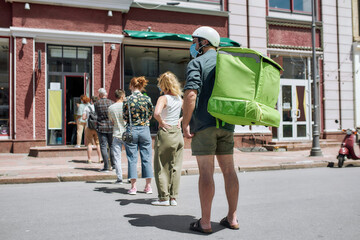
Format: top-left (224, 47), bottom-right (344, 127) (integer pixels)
top-left (189, 219), bottom-right (212, 234)
top-left (220, 217), bottom-right (240, 230)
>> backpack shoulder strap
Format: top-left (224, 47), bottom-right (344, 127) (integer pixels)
top-left (215, 118), bottom-right (226, 128)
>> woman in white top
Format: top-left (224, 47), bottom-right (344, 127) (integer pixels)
top-left (152, 71), bottom-right (184, 206)
top-left (75, 95), bottom-right (87, 147)
top-left (82, 96), bottom-right (102, 163)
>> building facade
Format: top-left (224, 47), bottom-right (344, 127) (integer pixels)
top-left (229, 0), bottom-right (354, 144)
top-left (352, 0), bottom-right (360, 128)
top-left (0, 0), bottom-right (240, 153)
top-left (0, 0), bottom-right (355, 153)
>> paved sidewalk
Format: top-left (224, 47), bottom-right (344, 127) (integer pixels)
top-left (0, 147), bottom-right (358, 184)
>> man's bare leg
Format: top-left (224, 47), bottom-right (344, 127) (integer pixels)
top-left (217, 154), bottom-right (239, 226)
top-left (196, 155), bottom-right (215, 230)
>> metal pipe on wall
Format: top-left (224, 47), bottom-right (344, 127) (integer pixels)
top-left (310, 0), bottom-right (323, 156)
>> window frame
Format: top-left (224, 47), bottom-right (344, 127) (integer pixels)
top-left (269, 0), bottom-right (312, 15)
top-left (0, 37), bottom-right (10, 137)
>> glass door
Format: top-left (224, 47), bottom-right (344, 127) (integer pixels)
top-left (277, 79), bottom-right (310, 140)
top-left (47, 45), bottom-right (92, 145)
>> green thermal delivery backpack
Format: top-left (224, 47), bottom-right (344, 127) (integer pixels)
top-left (207, 47), bottom-right (283, 127)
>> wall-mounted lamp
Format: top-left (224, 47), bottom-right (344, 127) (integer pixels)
top-left (22, 38), bottom-right (27, 45)
top-left (25, 3), bottom-right (30, 10)
top-left (107, 10), bottom-right (113, 17)
top-left (110, 44), bottom-right (116, 50)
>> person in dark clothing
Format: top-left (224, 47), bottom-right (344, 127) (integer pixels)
top-left (94, 88), bottom-right (114, 172)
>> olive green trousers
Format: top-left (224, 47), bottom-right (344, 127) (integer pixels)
top-left (154, 126), bottom-right (184, 201)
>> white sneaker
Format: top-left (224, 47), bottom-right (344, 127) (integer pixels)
top-left (74, 145), bottom-right (81, 148)
top-left (127, 188), bottom-right (137, 195)
top-left (170, 199), bottom-right (177, 206)
top-left (151, 200), bottom-right (170, 206)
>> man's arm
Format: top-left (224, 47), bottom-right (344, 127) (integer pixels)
top-left (182, 89), bottom-right (197, 138)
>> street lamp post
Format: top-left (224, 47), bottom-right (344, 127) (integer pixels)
top-left (310, 0), bottom-right (323, 156)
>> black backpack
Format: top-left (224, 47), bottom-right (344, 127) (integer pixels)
top-left (87, 106), bottom-right (97, 130)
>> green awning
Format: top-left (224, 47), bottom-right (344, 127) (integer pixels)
top-left (123, 30), bottom-right (240, 47)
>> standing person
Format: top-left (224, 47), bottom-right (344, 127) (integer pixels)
top-left (82, 96), bottom-right (102, 164)
top-left (182, 26), bottom-right (239, 233)
top-left (123, 76), bottom-right (154, 195)
top-left (75, 95), bottom-right (87, 147)
top-left (94, 88), bottom-right (114, 172)
top-left (108, 89), bottom-right (126, 184)
top-left (152, 72), bottom-right (184, 206)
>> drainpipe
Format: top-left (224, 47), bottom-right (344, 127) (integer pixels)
top-left (246, 0), bottom-right (250, 48)
top-left (226, 0), bottom-right (228, 36)
top-left (336, 0), bottom-right (342, 130)
top-left (310, 0), bottom-right (322, 156)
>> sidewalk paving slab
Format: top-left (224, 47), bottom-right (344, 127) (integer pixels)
top-left (0, 147), bottom-right (359, 184)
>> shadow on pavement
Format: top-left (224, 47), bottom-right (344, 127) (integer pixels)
top-left (327, 162), bottom-right (360, 168)
top-left (70, 160), bottom-right (88, 164)
top-left (124, 214), bottom-right (224, 235)
top-left (75, 167), bottom-right (103, 172)
top-left (345, 164), bottom-right (360, 167)
top-left (86, 180), bottom-right (124, 184)
top-left (94, 186), bottom-right (128, 194)
top-left (116, 198), bottom-right (154, 206)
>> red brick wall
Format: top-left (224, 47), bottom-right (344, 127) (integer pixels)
top-left (123, 8), bottom-right (228, 37)
top-left (268, 25), bottom-right (321, 48)
top-left (34, 43), bottom-right (46, 140)
top-left (104, 43), bottom-right (121, 101)
top-left (93, 46), bottom-right (103, 97)
top-left (15, 37), bottom-right (34, 140)
top-left (0, 0), bottom-right (12, 28)
top-left (12, 2), bottom-right (122, 34)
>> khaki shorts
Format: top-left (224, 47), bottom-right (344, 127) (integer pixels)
top-left (85, 127), bottom-right (99, 145)
top-left (191, 127), bottom-right (234, 156)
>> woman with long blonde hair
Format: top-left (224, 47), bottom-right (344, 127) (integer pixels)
top-left (152, 71), bottom-right (184, 206)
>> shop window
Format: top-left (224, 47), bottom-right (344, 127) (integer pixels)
top-left (48, 45), bottom-right (91, 73)
top-left (78, 48), bottom-right (90, 59)
top-left (0, 39), bottom-right (9, 136)
top-left (269, 0), bottom-right (312, 14)
top-left (124, 46), bottom-right (190, 133)
top-left (271, 55), bottom-right (308, 79)
top-left (48, 59), bottom-right (62, 72)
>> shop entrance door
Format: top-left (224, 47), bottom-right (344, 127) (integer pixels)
top-left (64, 75), bottom-right (85, 145)
top-left (276, 79), bottom-right (311, 141)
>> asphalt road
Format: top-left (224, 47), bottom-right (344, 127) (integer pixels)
top-left (1, 167), bottom-right (359, 240)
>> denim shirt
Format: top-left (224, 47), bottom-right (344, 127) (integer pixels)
top-left (184, 49), bottom-right (234, 133)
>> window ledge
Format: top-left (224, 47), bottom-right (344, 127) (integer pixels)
top-left (6, 0), bottom-right (133, 12)
top-left (10, 27), bottom-right (124, 45)
top-left (132, 1), bottom-right (228, 16)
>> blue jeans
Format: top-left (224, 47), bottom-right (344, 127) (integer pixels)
top-left (125, 126), bottom-right (153, 179)
top-left (111, 137), bottom-right (123, 180)
top-left (97, 132), bottom-right (114, 170)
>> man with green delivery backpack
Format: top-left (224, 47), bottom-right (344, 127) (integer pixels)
top-left (182, 26), bottom-right (240, 234)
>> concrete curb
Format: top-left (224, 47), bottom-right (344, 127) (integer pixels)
top-left (0, 176), bottom-right (60, 184)
top-left (0, 161), bottom-right (335, 184)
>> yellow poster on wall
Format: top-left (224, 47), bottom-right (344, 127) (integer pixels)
top-left (48, 90), bottom-right (62, 129)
